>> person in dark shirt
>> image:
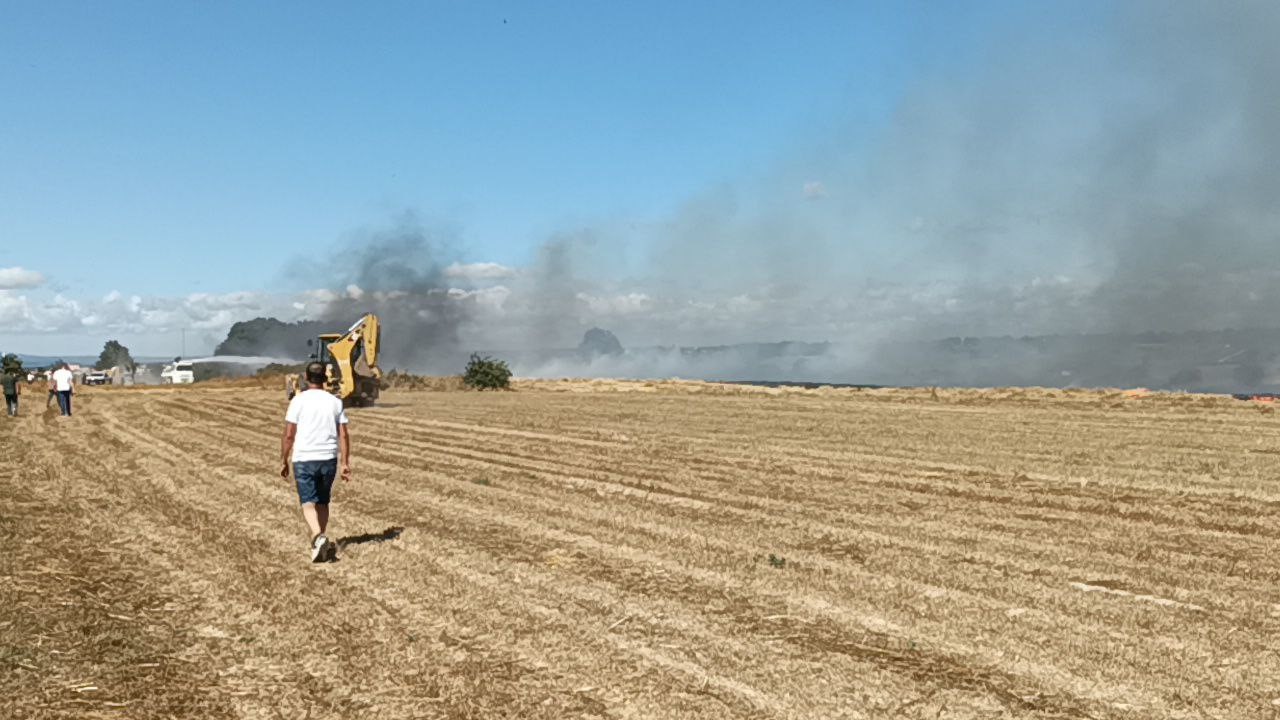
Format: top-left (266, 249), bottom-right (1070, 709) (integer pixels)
top-left (2, 371), bottom-right (21, 417)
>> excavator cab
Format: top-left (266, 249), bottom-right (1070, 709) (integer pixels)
top-left (312, 332), bottom-right (343, 393)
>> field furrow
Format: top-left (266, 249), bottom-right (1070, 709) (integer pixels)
top-left (4, 382), bottom-right (1278, 718)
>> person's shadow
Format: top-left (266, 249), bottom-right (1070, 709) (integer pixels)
top-left (336, 526), bottom-right (404, 551)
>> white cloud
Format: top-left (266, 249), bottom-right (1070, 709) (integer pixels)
top-left (0, 287), bottom-right (306, 338)
top-left (0, 266), bottom-right (1106, 360)
top-left (444, 262), bottom-right (517, 281)
top-left (576, 292), bottom-right (653, 316)
top-left (0, 292), bottom-right (84, 333)
top-left (454, 285), bottom-right (511, 312)
top-left (0, 267), bottom-right (46, 289)
top-left (0, 292), bottom-right (33, 326)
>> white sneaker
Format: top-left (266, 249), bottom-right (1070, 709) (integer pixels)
top-left (311, 534), bottom-right (328, 563)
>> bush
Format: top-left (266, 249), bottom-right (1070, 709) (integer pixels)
top-left (463, 354), bottom-right (512, 390)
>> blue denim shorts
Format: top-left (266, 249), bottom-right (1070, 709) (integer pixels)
top-left (294, 459), bottom-right (337, 505)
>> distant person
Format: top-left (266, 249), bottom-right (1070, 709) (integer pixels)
top-left (3, 370), bottom-right (20, 417)
top-left (52, 363), bottom-right (75, 416)
top-left (279, 361), bottom-right (352, 563)
top-left (285, 373), bottom-right (298, 401)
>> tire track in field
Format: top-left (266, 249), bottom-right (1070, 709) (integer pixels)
top-left (189, 393), bottom-right (1274, 641)
top-left (127, 396), bottom-right (1144, 716)
top-left (84, 402), bottom-right (645, 718)
top-left (0, 415), bottom-right (241, 719)
top-left (186, 391), bottom-right (1278, 639)
top-left (348, 439), bottom-right (1261, 712)
top-left (96, 399), bottom-right (796, 718)
top-left (347, 416), bottom-right (1274, 623)
top-left (533, 398), bottom-right (1280, 497)
top-left (160, 419), bottom-right (1126, 718)
top-left (177, 400), bottom-right (1236, 649)
top-left (160, 397), bottom-right (1228, 712)
top-left (121, 401), bottom-right (877, 716)
top-left (124, 389), bottom-right (1274, 712)
top-left (358, 401), bottom-right (1280, 548)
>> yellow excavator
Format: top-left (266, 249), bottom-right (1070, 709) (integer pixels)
top-left (308, 313), bottom-right (382, 407)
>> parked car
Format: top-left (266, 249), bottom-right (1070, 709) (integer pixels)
top-left (83, 370), bottom-right (111, 385)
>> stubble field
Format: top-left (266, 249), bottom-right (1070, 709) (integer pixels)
top-left (2, 380), bottom-right (1278, 719)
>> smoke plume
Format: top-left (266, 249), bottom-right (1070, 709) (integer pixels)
top-left (506, 2), bottom-right (1280, 387)
top-left (311, 217), bottom-right (471, 370)
top-left (211, 216), bottom-right (474, 371)
top-left (228, 3), bottom-right (1280, 390)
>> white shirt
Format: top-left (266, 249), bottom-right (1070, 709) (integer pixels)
top-left (52, 368), bottom-right (74, 392)
top-left (285, 389), bottom-right (349, 462)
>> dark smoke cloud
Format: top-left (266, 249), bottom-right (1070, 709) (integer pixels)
top-left (320, 216), bottom-right (474, 371)
top-left (229, 214), bottom-right (475, 372)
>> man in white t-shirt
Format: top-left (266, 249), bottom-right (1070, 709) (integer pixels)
top-left (280, 362), bottom-right (352, 562)
top-left (51, 364), bottom-right (75, 416)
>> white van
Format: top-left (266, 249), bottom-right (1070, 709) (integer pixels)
top-left (160, 361), bottom-right (196, 384)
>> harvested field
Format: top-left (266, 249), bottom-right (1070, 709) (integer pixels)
top-left (2, 381), bottom-right (1279, 718)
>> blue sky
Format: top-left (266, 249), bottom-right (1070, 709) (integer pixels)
top-left (1, 1), bottom-right (965, 298)
top-left (9, 1), bottom-right (1262, 361)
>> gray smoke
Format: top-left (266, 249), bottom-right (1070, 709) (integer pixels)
top-left (300, 215), bottom-right (473, 372)
top-left (524, 233), bottom-right (585, 349)
top-left (273, 3), bottom-right (1280, 389)
top-left (505, 2), bottom-right (1280, 387)
top-left (1021, 2), bottom-right (1280, 335)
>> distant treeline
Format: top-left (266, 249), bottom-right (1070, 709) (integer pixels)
top-left (215, 317), bottom-right (327, 359)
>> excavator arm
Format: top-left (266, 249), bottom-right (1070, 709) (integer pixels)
top-left (322, 313), bottom-right (382, 407)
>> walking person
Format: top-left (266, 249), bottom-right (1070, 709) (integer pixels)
top-left (46, 371), bottom-right (57, 409)
top-left (279, 362), bottom-right (352, 562)
top-left (51, 363), bottom-right (75, 416)
top-left (2, 370), bottom-right (20, 417)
